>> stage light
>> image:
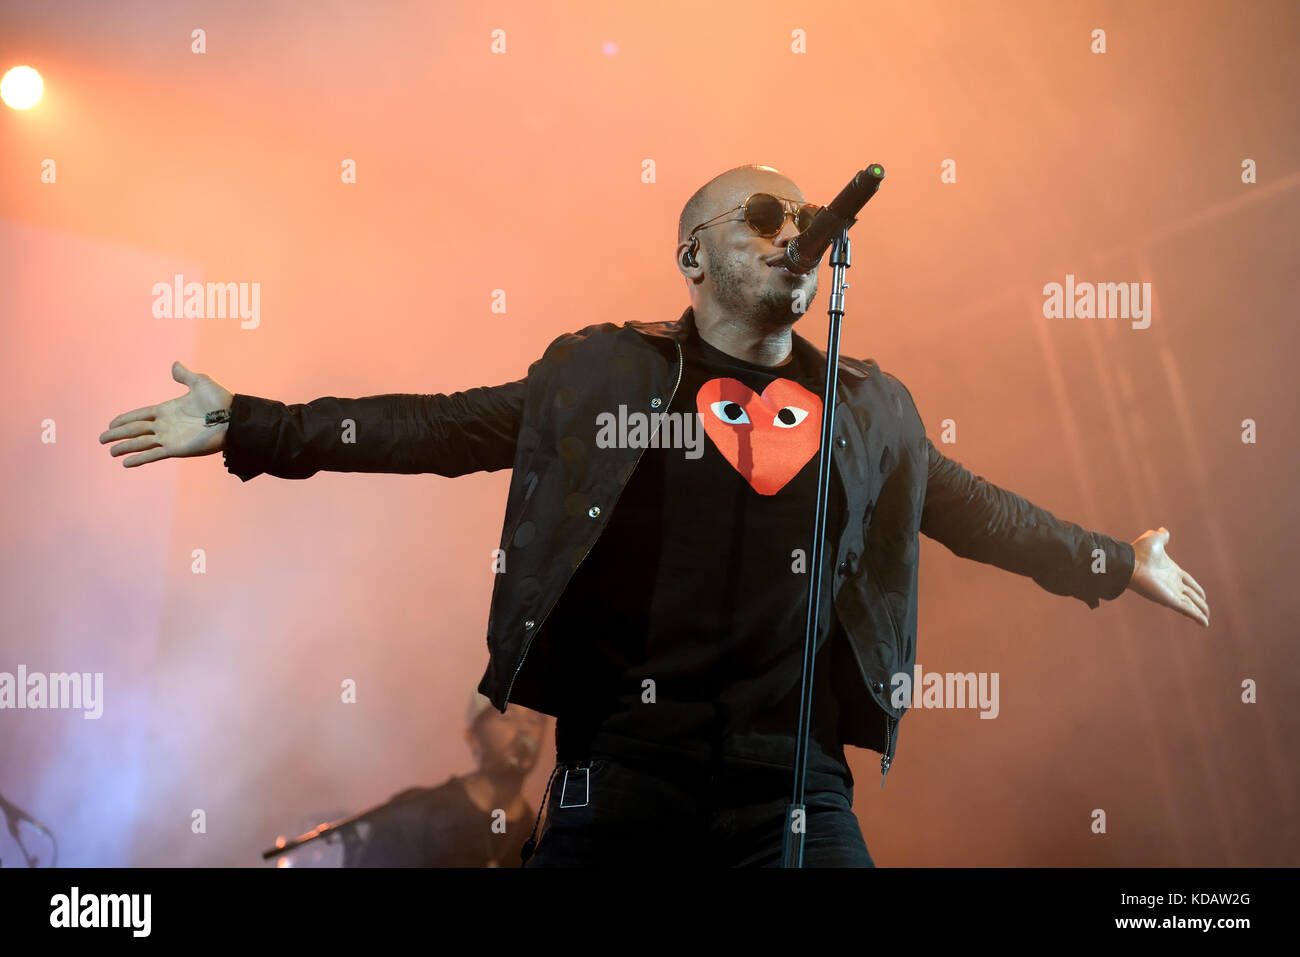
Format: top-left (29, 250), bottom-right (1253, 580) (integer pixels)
top-left (2, 65), bottom-right (44, 109)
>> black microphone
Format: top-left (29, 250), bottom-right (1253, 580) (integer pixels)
top-left (777, 164), bottom-right (885, 274)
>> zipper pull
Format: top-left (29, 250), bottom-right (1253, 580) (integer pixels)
top-left (880, 714), bottom-right (895, 788)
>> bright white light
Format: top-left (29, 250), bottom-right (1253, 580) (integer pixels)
top-left (2, 65), bottom-right (44, 110)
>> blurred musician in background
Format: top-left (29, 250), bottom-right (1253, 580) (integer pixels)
top-left (345, 693), bottom-right (549, 867)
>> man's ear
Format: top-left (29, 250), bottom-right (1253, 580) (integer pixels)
top-left (677, 237), bottom-right (704, 281)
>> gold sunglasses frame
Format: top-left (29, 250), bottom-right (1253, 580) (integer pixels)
top-left (686, 192), bottom-right (821, 242)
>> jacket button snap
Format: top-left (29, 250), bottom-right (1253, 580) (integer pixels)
top-left (588, 506), bottom-right (601, 518)
top-left (650, 397), bottom-right (662, 408)
top-left (524, 619), bottom-right (535, 630)
top-left (836, 436), bottom-right (847, 448)
top-left (838, 560), bottom-right (848, 573)
top-left (873, 680), bottom-right (884, 693)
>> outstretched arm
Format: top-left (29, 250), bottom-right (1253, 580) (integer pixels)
top-left (920, 440), bottom-right (1211, 625)
top-left (100, 360), bottom-right (529, 481)
top-left (919, 438), bottom-right (1135, 609)
top-left (218, 380), bottom-right (526, 481)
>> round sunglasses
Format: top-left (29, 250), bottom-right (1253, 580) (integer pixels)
top-left (688, 192), bottom-right (821, 241)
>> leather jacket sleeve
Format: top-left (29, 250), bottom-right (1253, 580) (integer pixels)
top-left (221, 378), bottom-right (527, 481)
top-left (919, 438), bottom-right (1135, 608)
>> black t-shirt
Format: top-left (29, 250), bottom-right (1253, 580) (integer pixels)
top-left (543, 323), bottom-right (854, 799)
top-left (344, 776), bottom-right (533, 867)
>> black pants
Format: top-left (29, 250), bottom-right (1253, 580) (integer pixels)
top-left (525, 756), bottom-right (874, 867)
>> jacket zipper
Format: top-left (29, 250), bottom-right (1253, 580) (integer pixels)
top-left (856, 550), bottom-right (906, 787)
top-left (842, 628), bottom-right (899, 789)
top-left (505, 338), bottom-right (685, 704)
top-left (825, 549), bottom-right (894, 789)
top-left (880, 712), bottom-right (895, 787)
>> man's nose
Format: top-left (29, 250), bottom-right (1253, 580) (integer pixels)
top-left (773, 216), bottom-right (801, 246)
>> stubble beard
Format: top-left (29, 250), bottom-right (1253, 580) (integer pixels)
top-left (711, 253), bottom-right (818, 330)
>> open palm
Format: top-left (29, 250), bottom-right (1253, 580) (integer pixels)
top-left (98, 361), bottom-right (234, 468)
top-left (1127, 527), bottom-right (1210, 627)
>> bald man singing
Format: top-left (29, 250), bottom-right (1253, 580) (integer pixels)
top-left (100, 164), bottom-right (1209, 867)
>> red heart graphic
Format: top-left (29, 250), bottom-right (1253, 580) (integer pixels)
top-left (696, 377), bottom-right (823, 495)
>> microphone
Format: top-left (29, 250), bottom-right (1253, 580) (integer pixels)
top-left (773, 164), bottom-right (885, 274)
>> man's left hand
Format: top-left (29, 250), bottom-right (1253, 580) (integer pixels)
top-left (1126, 527), bottom-right (1210, 627)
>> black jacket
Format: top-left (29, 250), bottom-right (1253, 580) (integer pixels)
top-left (222, 306), bottom-right (1135, 783)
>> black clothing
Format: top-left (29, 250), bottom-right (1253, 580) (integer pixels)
top-left (543, 323), bottom-right (852, 793)
top-left (222, 306), bottom-right (1136, 782)
top-left (526, 756), bottom-right (873, 868)
top-left (344, 776), bottom-right (532, 868)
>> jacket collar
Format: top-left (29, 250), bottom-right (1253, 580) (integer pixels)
top-left (627, 306), bottom-right (868, 379)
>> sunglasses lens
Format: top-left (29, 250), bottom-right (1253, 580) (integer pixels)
top-left (797, 205), bottom-right (820, 232)
top-left (744, 194), bottom-right (785, 236)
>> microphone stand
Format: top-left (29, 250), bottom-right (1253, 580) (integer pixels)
top-left (781, 222), bottom-right (856, 869)
top-left (0, 792), bottom-right (55, 867)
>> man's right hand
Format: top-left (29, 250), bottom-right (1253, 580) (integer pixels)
top-left (99, 361), bottom-right (235, 468)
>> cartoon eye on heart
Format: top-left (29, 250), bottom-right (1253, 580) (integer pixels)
top-left (773, 407), bottom-right (809, 428)
top-left (708, 402), bottom-right (809, 429)
top-left (697, 378), bottom-right (823, 495)
top-left (709, 400), bottom-right (750, 425)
